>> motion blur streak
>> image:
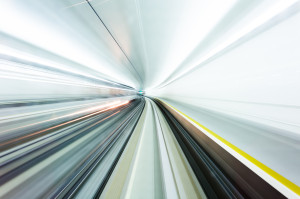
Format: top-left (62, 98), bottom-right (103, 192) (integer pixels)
top-left (0, 100), bottom-right (129, 151)
top-left (0, 0), bottom-right (300, 199)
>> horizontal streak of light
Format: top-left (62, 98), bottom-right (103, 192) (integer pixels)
top-left (0, 99), bottom-right (128, 121)
top-left (0, 45), bottom-right (132, 89)
top-left (0, 61), bottom-right (132, 90)
top-left (0, 110), bottom-right (120, 162)
top-left (0, 100), bottom-right (129, 148)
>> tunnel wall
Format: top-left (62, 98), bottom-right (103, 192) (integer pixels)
top-left (148, 10), bottom-right (300, 137)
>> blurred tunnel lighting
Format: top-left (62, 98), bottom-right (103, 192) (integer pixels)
top-left (0, 0), bottom-right (300, 198)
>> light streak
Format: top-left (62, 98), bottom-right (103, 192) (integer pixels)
top-left (0, 100), bottom-right (130, 148)
top-left (156, 0), bottom-right (300, 89)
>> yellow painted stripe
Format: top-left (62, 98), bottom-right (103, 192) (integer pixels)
top-left (158, 99), bottom-right (300, 196)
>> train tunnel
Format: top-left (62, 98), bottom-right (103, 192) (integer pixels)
top-left (0, 0), bottom-right (300, 198)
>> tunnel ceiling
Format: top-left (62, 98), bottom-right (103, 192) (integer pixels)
top-left (0, 0), bottom-right (297, 91)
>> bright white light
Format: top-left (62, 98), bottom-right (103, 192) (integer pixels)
top-left (156, 0), bottom-right (300, 89)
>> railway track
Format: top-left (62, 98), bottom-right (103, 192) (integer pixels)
top-left (0, 97), bottom-right (286, 198)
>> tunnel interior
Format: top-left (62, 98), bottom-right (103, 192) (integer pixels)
top-left (0, 0), bottom-right (300, 199)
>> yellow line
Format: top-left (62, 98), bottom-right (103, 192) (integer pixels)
top-left (158, 99), bottom-right (300, 196)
